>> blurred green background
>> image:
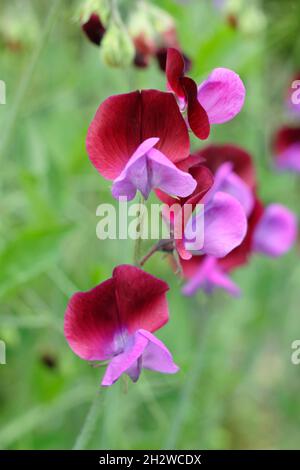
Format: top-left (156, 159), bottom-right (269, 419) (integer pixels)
top-left (0, 0), bottom-right (300, 450)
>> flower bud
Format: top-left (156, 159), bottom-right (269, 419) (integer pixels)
top-left (100, 20), bottom-right (135, 68)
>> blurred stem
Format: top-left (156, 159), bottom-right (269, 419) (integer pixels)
top-left (0, 0), bottom-right (61, 159)
top-left (133, 194), bottom-right (145, 266)
top-left (73, 392), bottom-right (101, 450)
top-left (164, 297), bottom-right (211, 449)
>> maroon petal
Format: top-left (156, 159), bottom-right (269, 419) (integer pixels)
top-left (182, 77), bottom-right (210, 140)
top-left (166, 48), bottom-right (186, 99)
top-left (273, 126), bottom-right (300, 155)
top-left (82, 14), bottom-right (106, 46)
top-left (113, 265), bottom-right (169, 334)
top-left (86, 91), bottom-right (141, 179)
top-left (141, 90), bottom-right (190, 164)
top-left (64, 278), bottom-right (118, 361)
top-left (86, 90), bottom-right (190, 180)
top-left (196, 144), bottom-right (256, 190)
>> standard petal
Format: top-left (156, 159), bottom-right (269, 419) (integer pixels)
top-left (138, 330), bottom-right (179, 374)
top-left (252, 204), bottom-right (297, 257)
top-left (197, 68), bottom-right (245, 124)
top-left (113, 265), bottom-right (170, 334)
top-left (141, 89), bottom-right (190, 164)
top-left (101, 332), bottom-right (148, 387)
top-left (64, 279), bottom-right (119, 362)
top-left (185, 191), bottom-right (247, 257)
top-left (196, 144), bottom-right (256, 190)
top-left (86, 91), bottom-right (141, 179)
top-left (86, 90), bottom-right (190, 181)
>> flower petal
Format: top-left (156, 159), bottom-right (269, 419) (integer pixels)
top-left (182, 76), bottom-right (210, 140)
top-left (64, 278), bottom-right (118, 362)
top-left (86, 90), bottom-right (190, 180)
top-left (112, 139), bottom-right (197, 200)
top-left (252, 204), bottom-right (297, 257)
top-left (208, 162), bottom-right (254, 216)
top-left (275, 142), bottom-right (300, 172)
top-left (138, 330), bottom-right (179, 374)
top-left (182, 256), bottom-right (240, 297)
top-left (113, 265), bottom-right (170, 334)
top-left (166, 47), bottom-right (186, 99)
top-left (197, 67), bottom-right (245, 124)
top-left (196, 144), bottom-right (256, 190)
top-left (185, 191), bottom-right (247, 257)
top-left (101, 331), bottom-right (148, 386)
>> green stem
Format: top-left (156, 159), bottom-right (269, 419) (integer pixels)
top-left (164, 298), bottom-right (211, 449)
top-left (133, 194), bottom-right (145, 266)
top-left (73, 393), bottom-right (101, 450)
top-left (0, 0), bottom-right (61, 159)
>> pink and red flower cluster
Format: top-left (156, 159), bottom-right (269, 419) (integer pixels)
top-left (64, 48), bottom-right (296, 387)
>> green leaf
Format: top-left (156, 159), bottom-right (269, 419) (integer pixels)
top-left (0, 225), bottom-right (72, 298)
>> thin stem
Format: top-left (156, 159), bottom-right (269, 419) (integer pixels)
top-left (133, 194), bottom-right (145, 266)
top-left (139, 243), bottom-right (159, 266)
top-left (0, 0), bottom-right (62, 158)
top-left (73, 393), bottom-right (101, 450)
top-left (164, 298), bottom-right (211, 449)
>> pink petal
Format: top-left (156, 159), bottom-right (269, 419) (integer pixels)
top-left (253, 204), bottom-right (297, 257)
top-left (208, 163), bottom-right (254, 216)
top-left (112, 138), bottom-right (197, 200)
top-left (182, 256), bottom-right (240, 297)
top-left (101, 331), bottom-right (148, 386)
top-left (139, 330), bottom-right (179, 374)
top-left (185, 192), bottom-right (247, 257)
top-left (197, 68), bottom-right (245, 124)
top-left (275, 142), bottom-right (300, 172)
top-left (101, 329), bottom-right (178, 386)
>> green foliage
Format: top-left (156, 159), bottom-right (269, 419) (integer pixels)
top-left (0, 0), bottom-right (299, 450)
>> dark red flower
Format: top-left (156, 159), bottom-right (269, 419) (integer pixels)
top-left (82, 13), bottom-right (106, 46)
top-left (64, 265), bottom-right (178, 386)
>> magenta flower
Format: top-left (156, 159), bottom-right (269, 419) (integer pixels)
top-left (273, 127), bottom-right (300, 173)
top-left (182, 256), bottom-right (241, 297)
top-left (253, 204), bottom-right (297, 257)
top-left (165, 48), bottom-right (245, 140)
top-left (86, 90), bottom-right (197, 200)
top-left (64, 265), bottom-right (179, 387)
top-left (156, 154), bottom-right (247, 261)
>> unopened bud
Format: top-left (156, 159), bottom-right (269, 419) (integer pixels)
top-left (100, 20), bottom-right (135, 68)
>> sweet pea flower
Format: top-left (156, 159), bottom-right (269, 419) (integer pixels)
top-left (64, 265), bottom-right (179, 387)
top-left (165, 48), bottom-right (245, 140)
top-left (181, 197), bottom-right (263, 297)
top-left (156, 153), bottom-right (247, 261)
top-left (86, 90), bottom-right (197, 200)
top-left (182, 199), bottom-right (297, 297)
top-left (252, 204), bottom-right (297, 257)
top-left (273, 127), bottom-right (300, 173)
